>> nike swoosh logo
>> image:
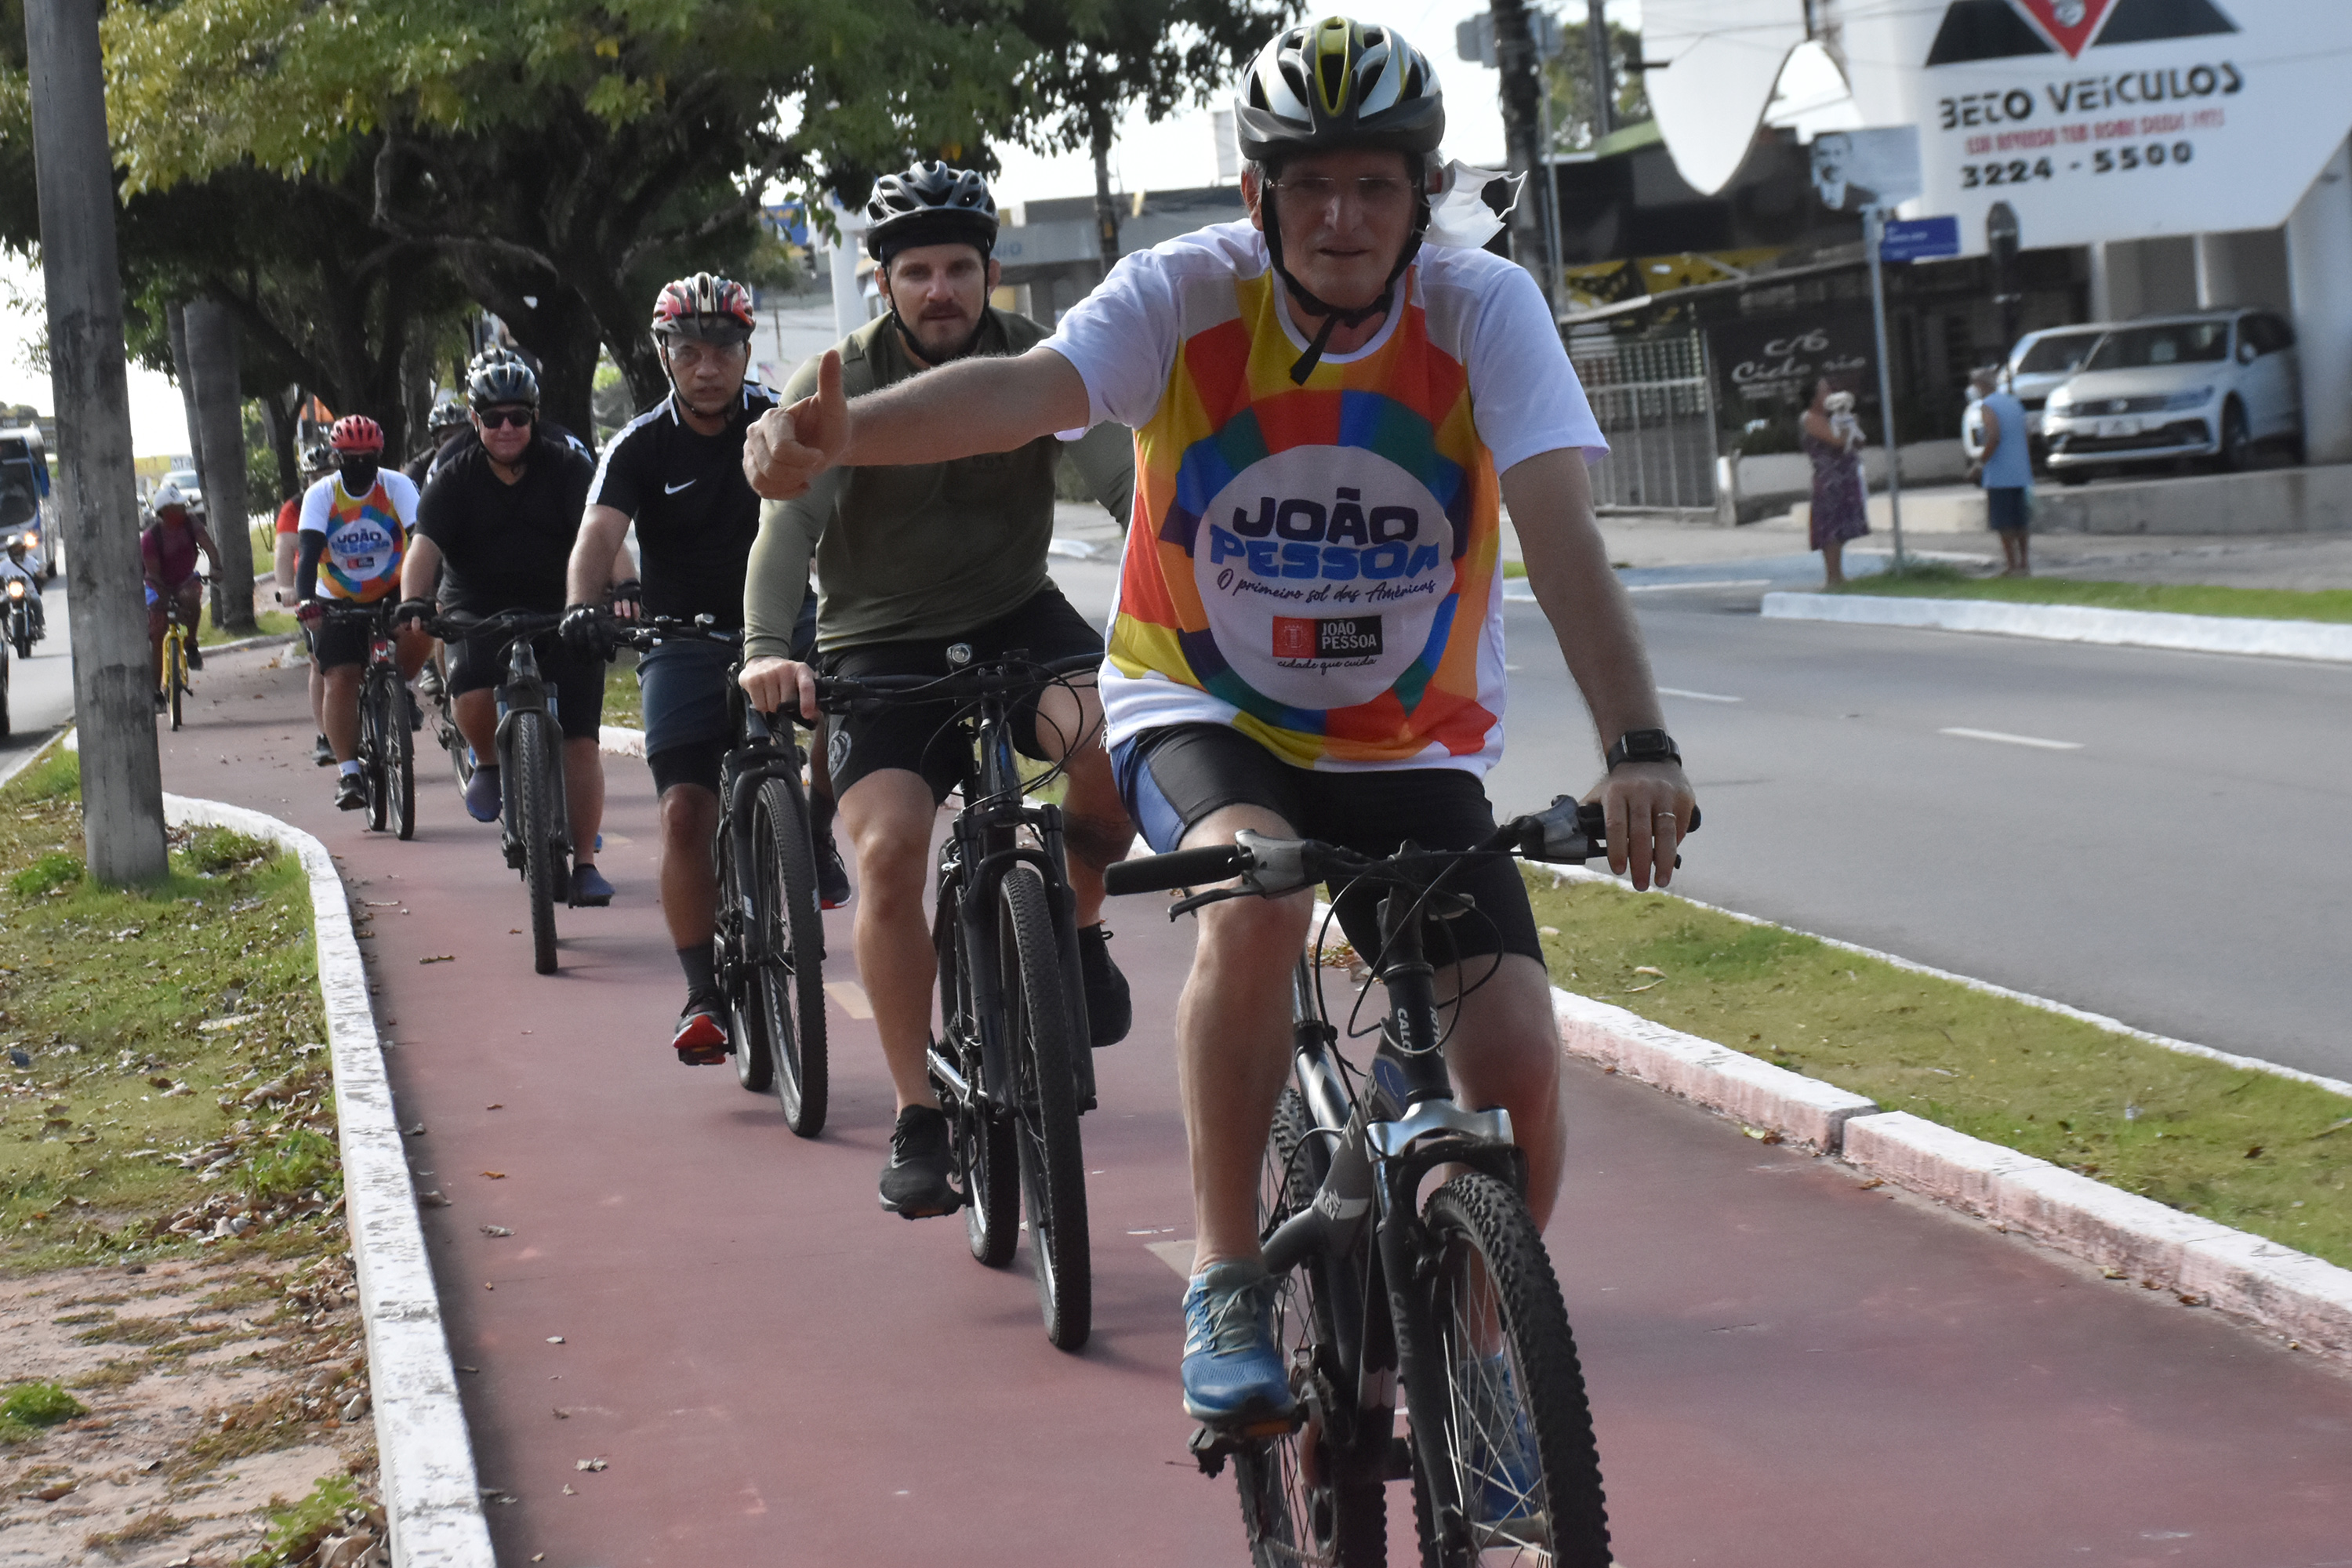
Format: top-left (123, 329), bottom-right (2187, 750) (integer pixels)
top-left (665, 479), bottom-right (696, 495)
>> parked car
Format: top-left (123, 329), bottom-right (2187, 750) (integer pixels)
top-left (0, 426), bottom-right (55, 583)
top-left (161, 466), bottom-right (205, 517)
top-left (1962, 325), bottom-right (2111, 472)
top-left (2042, 309), bottom-right (2302, 482)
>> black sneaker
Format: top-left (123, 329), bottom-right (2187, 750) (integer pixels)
top-left (312, 734), bottom-right (334, 766)
top-left (879, 1105), bottom-right (959, 1218)
top-left (334, 773), bottom-right (366, 811)
top-left (185, 641), bottom-right (203, 672)
top-left (815, 833), bottom-right (851, 909)
top-left (673, 989), bottom-right (729, 1065)
top-left (1076, 924), bottom-right (1131, 1047)
top-left (405, 685), bottom-right (424, 732)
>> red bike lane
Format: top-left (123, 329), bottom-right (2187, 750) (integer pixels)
top-left (162, 643), bottom-right (2352, 1567)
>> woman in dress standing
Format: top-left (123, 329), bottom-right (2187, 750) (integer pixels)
top-left (1802, 377), bottom-right (1869, 585)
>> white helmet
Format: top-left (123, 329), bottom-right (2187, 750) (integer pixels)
top-left (151, 480), bottom-right (191, 515)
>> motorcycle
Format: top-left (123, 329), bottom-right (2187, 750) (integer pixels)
top-left (5, 572), bottom-right (43, 660)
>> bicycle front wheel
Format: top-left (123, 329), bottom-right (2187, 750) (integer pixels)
top-left (1234, 1087), bottom-right (1387, 1568)
top-left (1408, 1172), bottom-right (1611, 1568)
top-left (360, 673), bottom-right (391, 830)
top-left (753, 779), bottom-right (827, 1136)
top-left (512, 712), bottom-right (561, 975)
top-left (938, 881), bottom-right (1018, 1268)
top-left (999, 864), bottom-right (1091, 1351)
top-left (718, 803), bottom-right (773, 1094)
top-left (167, 635), bottom-right (186, 731)
top-left (389, 684), bottom-right (416, 840)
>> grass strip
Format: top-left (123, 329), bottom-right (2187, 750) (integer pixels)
top-left (601, 646), bottom-right (643, 730)
top-left (1523, 870), bottom-right (2352, 1269)
top-left (0, 745), bottom-right (340, 1274)
top-left (200, 608), bottom-right (302, 647)
top-left (1828, 566), bottom-right (2352, 623)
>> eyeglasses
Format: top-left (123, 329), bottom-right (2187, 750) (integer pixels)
top-left (665, 339), bottom-right (747, 370)
top-left (1269, 175), bottom-right (1417, 213)
top-left (476, 408), bottom-right (535, 429)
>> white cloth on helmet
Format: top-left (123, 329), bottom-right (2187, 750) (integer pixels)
top-left (1424, 161), bottom-right (1521, 251)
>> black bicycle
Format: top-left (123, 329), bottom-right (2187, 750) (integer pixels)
top-left (616, 615), bottom-right (829, 1136)
top-left (428, 609), bottom-right (570, 972)
top-left (321, 601), bottom-right (415, 840)
top-left (1106, 797), bottom-right (1691, 1567)
top-left (813, 648), bottom-right (1100, 1351)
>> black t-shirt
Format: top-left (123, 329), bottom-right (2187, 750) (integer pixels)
top-left (586, 383), bottom-right (777, 630)
top-left (415, 436), bottom-right (596, 616)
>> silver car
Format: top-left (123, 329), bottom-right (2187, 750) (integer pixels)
top-left (2042, 309), bottom-right (2303, 481)
top-left (1963, 325), bottom-right (2111, 471)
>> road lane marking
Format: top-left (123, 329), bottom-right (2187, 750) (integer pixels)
top-left (1938, 727), bottom-right (2085, 751)
top-left (1623, 577), bottom-right (1772, 593)
top-left (1145, 1239), bottom-right (1197, 1277)
top-left (1659, 686), bottom-right (1742, 703)
top-left (822, 980), bottom-right (873, 1018)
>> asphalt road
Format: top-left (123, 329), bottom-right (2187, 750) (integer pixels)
top-left (1048, 557), bottom-right (2352, 1083)
top-left (1, 578), bottom-right (75, 748)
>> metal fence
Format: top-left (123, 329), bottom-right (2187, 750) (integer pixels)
top-left (1567, 332), bottom-right (1719, 514)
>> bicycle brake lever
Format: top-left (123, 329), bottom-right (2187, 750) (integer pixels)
top-left (1230, 829), bottom-right (1316, 898)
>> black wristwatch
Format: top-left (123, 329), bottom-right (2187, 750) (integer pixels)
top-left (1606, 728), bottom-right (1681, 771)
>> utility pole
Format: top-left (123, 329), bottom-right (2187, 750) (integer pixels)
top-left (1091, 111), bottom-right (1122, 281)
top-left (1864, 205), bottom-right (1907, 567)
top-left (1489, 0), bottom-right (1553, 303)
top-left (1587, 0), bottom-right (1614, 142)
top-left (186, 299), bottom-right (256, 633)
top-left (24, 0), bottom-right (169, 884)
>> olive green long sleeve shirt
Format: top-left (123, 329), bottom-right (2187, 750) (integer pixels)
top-left (742, 308), bottom-right (1134, 661)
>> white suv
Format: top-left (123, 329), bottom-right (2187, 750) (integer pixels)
top-left (2042, 309), bottom-right (2302, 482)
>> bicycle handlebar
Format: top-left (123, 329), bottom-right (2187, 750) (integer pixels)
top-left (607, 613), bottom-right (742, 652)
top-left (423, 608), bottom-right (564, 644)
top-left (812, 651), bottom-right (1102, 714)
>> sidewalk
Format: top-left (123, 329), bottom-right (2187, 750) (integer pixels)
top-left (163, 643), bottom-right (2352, 1566)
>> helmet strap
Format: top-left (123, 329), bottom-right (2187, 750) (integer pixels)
top-left (1264, 194), bottom-right (1431, 385)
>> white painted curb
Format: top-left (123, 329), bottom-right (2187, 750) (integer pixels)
top-left (1762, 590), bottom-right (2352, 663)
top-left (598, 724), bottom-right (644, 757)
top-left (162, 793), bottom-right (494, 1568)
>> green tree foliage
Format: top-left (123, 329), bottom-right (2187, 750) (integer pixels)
top-left (1541, 17), bottom-right (1651, 152)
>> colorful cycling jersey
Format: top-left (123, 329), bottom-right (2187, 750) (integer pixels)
top-left (1046, 221), bottom-right (1605, 775)
top-left (296, 470), bottom-right (419, 602)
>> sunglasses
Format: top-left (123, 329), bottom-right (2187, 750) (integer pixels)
top-left (477, 408), bottom-right (535, 430)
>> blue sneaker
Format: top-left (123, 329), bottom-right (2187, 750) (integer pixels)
top-left (1179, 1260), bottom-right (1295, 1426)
top-left (1461, 1352), bottom-right (1541, 1527)
top-left (569, 862), bottom-right (614, 908)
top-left (463, 764), bottom-right (501, 823)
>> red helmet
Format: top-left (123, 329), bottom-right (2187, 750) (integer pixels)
top-left (328, 415), bottom-right (385, 454)
top-left (650, 274), bottom-right (756, 346)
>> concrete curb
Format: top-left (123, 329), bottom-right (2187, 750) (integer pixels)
top-left (1535, 903), bottom-right (2352, 1364)
top-left (598, 724), bottom-right (644, 757)
top-left (162, 793), bottom-right (495, 1568)
top-left (1762, 590), bottom-right (2352, 662)
top-left (205, 631), bottom-right (299, 655)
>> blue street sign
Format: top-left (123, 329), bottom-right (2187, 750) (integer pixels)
top-left (1880, 216), bottom-right (1961, 263)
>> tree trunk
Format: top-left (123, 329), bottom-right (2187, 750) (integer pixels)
top-left (496, 287), bottom-right (604, 456)
top-left (1489, 0), bottom-right (1553, 303)
top-left (1091, 108), bottom-right (1121, 279)
top-left (25, 0), bottom-right (169, 885)
top-left (185, 299), bottom-right (256, 633)
top-left (165, 300), bottom-right (204, 484)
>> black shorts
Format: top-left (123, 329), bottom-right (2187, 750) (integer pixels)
top-left (1986, 486), bottom-right (2031, 532)
top-left (1111, 723), bottom-right (1543, 968)
top-left (821, 586), bottom-right (1102, 804)
top-left (638, 637), bottom-right (739, 798)
top-left (311, 604), bottom-right (390, 671)
top-left (446, 626), bottom-right (607, 743)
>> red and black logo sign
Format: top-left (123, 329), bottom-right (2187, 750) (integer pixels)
top-left (1927, 0), bottom-right (2235, 65)
top-left (1272, 615), bottom-right (1384, 661)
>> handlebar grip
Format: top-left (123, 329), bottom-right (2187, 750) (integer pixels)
top-left (1103, 844), bottom-right (1246, 896)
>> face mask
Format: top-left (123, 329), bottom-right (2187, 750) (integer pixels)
top-left (1424, 161), bottom-right (1520, 250)
top-left (340, 459), bottom-right (379, 495)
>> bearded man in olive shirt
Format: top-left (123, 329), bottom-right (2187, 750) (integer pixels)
top-left (739, 163), bottom-right (1135, 1219)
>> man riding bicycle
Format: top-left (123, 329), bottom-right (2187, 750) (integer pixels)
top-left (746, 15), bottom-right (1697, 1425)
top-left (564, 273), bottom-right (845, 1061)
top-left (399, 354), bottom-right (620, 904)
top-left (739, 161), bottom-right (1139, 1220)
top-left (275, 441), bottom-right (339, 764)
top-left (296, 415), bottom-right (431, 811)
top-left (142, 479), bottom-right (218, 708)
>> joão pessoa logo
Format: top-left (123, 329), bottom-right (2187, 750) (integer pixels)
top-left (1926, 0), bottom-right (2236, 65)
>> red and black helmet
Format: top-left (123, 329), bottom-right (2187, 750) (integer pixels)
top-left (650, 274), bottom-right (757, 347)
top-left (328, 415), bottom-right (385, 454)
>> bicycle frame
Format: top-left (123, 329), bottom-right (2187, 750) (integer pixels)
top-left (492, 633), bottom-right (569, 872)
top-left (719, 681), bottom-right (822, 991)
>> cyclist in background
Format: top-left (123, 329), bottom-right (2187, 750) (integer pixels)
top-left (400, 355), bottom-right (619, 903)
top-left (423, 347), bottom-right (595, 483)
top-left (745, 16), bottom-right (1696, 1425)
top-left (405, 392), bottom-right (471, 485)
top-left (562, 274), bottom-right (799, 1061)
top-left (141, 479), bottom-right (218, 708)
top-left (276, 441), bottom-right (338, 764)
top-left (295, 415), bottom-right (430, 811)
top-left (739, 161), bottom-right (1137, 1218)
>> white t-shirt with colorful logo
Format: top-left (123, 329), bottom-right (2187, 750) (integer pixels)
top-left (297, 470), bottom-right (419, 603)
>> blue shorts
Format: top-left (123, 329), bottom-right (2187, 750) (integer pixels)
top-left (1986, 487), bottom-right (2030, 532)
top-left (637, 637), bottom-right (737, 795)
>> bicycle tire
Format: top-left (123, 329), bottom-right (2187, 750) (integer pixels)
top-left (389, 682), bottom-right (416, 840)
top-left (1407, 1172), bottom-right (1611, 1568)
top-left (1233, 1087), bottom-right (1388, 1568)
top-left (998, 864), bottom-right (1091, 1350)
top-left (753, 779), bottom-right (827, 1136)
top-left (514, 711), bottom-right (561, 975)
top-left (13, 630), bottom-right (29, 661)
top-left (166, 633), bottom-right (185, 731)
top-left (719, 806), bottom-right (774, 1093)
top-left (937, 880), bottom-right (1018, 1267)
top-left (361, 674), bottom-right (390, 831)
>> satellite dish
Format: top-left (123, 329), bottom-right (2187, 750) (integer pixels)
top-left (1640, 0), bottom-right (1810, 195)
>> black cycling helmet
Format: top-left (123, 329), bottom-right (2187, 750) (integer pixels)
top-left (426, 390), bottom-right (469, 434)
top-left (1236, 16), bottom-right (1446, 384)
top-left (866, 163), bottom-right (998, 267)
top-left (466, 358), bottom-right (540, 411)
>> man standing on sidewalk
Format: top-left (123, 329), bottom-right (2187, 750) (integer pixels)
top-left (1970, 365), bottom-right (2032, 577)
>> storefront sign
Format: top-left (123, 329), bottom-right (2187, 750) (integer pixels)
top-left (1708, 309), bottom-right (1878, 409)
